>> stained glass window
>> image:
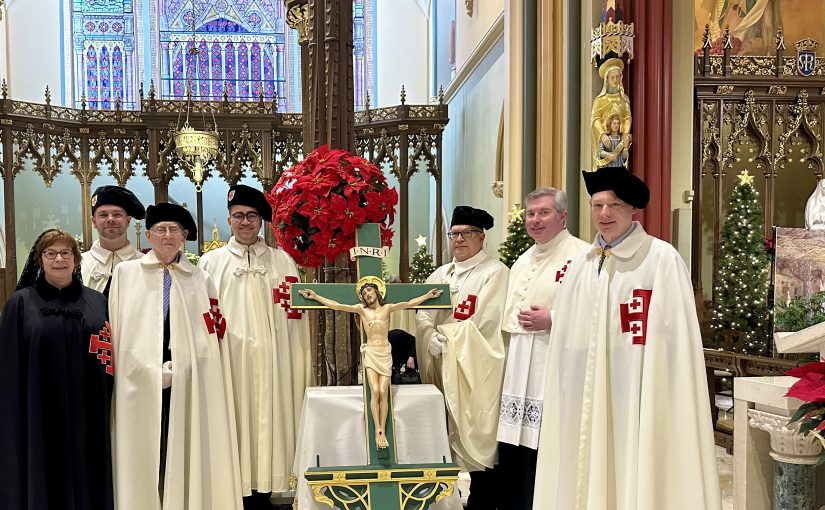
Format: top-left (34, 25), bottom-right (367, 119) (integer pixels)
top-left (67, 0), bottom-right (374, 112)
top-left (70, 0), bottom-right (137, 109)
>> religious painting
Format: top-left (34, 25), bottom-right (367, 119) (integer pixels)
top-left (773, 227), bottom-right (825, 334)
top-left (694, 0), bottom-right (825, 55)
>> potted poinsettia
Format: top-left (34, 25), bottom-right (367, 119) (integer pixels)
top-left (267, 144), bottom-right (398, 267)
top-left (786, 362), bottom-right (825, 464)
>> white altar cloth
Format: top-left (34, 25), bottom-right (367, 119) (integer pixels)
top-left (292, 384), bottom-right (461, 510)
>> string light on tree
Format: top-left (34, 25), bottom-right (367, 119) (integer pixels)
top-left (499, 203), bottom-right (532, 268)
top-left (410, 234), bottom-right (436, 283)
top-left (711, 169), bottom-right (771, 355)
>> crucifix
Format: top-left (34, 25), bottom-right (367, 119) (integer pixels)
top-left (290, 223), bottom-right (460, 509)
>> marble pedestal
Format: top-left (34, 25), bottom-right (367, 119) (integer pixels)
top-left (734, 376), bottom-right (824, 510)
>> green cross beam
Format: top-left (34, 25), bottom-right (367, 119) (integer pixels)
top-left (290, 223), bottom-right (460, 510)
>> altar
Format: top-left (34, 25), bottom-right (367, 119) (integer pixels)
top-left (292, 385), bottom-right (462, 510)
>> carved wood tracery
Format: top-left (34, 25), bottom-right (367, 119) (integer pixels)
top-left (694, 45), bottom-right (825, 346)
top-left (0, 94), bottom-right (448, 306)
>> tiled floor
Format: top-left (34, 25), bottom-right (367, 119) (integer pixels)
top-left (718, 445), bottom-right (734, 510)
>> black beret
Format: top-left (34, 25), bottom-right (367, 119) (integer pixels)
top-left (451, 205), bottom-right (494, 230)
top-left (145, 203), bottom-right (198, 241)
top-left (228, 184), bottom-right (272, 220)
top-left (582, 166), bottom-right (650, 209)
top-left (91, 185), bottom-right (146, 219)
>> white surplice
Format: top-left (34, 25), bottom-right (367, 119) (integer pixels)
top-left (532, 223), bottom-right (721, 510)
top-left (415, 249), bottom-right (508, 471)
top-left (199, 237), bottom-right (312, 495)
top-left (81, 240), bottom-right (142, 292)
top-left (109, 251), bottom-right (242, 510)
top-left (497, 229), bottom-right (589, 448)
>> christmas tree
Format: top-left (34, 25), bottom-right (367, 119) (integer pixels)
top-left (711, 170), bottom-right (771, 355)
top-left (410, 235), bottom-right (436, 283)
top-left (499, 204), bottom-right (532, 268)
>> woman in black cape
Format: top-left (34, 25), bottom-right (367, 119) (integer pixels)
top-left (0, 229), bottom-right (114, 510)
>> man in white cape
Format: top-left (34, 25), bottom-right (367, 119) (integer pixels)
top-left (81, 185), bottom-right (145, 295)
top-left (497, 187), bottom-right (588, 510)
top-left (415, 205), bottom-right (508, 510)
top-left (109, 202), bottom-right (242, 510)
top-left (199, 184), bottom-right (312, 509)
top-left (532, 167), bottom-right (721, 510)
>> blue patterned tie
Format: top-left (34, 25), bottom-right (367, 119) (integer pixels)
top-left (163, 267), bottom-right (171, 319)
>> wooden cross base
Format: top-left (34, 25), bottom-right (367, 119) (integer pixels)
top-left (306, 464), bottom-right (460, 510)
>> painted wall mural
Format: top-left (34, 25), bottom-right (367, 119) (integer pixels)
top-left (694, 0), bottom-right (825, 55)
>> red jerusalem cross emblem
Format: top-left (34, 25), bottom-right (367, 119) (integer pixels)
top-left (89, 321), bottom-right (114, 375)
top-left (555, 259), bottom-right (573, 283)
top-left (454, 294), bottom-right (478, 321)
top-left (620, 289), bottom-right (653, 345)
top-left (275, 275), bottom-right (303, 319)
top-left (203, 298), bottom-right (227, 340)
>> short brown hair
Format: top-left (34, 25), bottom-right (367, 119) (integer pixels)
top-left (34, 230), bottom-right (81, 269)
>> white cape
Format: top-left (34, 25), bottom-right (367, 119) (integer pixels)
top-left (109, 250), bottom-right (242, 510)
top-left (415, 250), bottom-right (508, 471)
top-left (532, 223), bottom-right (721, 510)
top-left (199, 238), bottom-right (312, 495)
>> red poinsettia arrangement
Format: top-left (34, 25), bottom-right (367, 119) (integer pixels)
top-left (267, 144), bottom-right (398, 267)
top-left (786, 361), bottom-right (825, 463)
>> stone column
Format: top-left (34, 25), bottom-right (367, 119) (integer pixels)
top-left (749, 408), bottom-right (823, 510)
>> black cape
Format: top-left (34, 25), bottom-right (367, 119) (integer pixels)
top-left (0, 276), bottom-right (114, 510)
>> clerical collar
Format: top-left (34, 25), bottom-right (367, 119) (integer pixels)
top-left (453, 249), bottom-right (487, 273)
top-left (34, 274), bottom-right (83, 302)
top-left (598, 222), bottom-right (636, 249)
top-left (535, 229), bottom-right (570, 254)
top-left (89, 239), bottom-right (136, 263)
top-left (228, 236), bottom-right (267, 257)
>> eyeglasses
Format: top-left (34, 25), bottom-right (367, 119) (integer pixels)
top-left (447, 230), bottom-right (482, 240)
top-left (150, 225), bottom-right (183, 236)
top-left (42, 249), bottom-right (73, 260)
top-left (230, 211), bottom-right (261, 223)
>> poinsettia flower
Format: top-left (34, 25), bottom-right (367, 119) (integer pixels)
top-left (361, 190), bottom-right (387, 223)
top-left (786, 362), bottom-right (825, 403)
top-left (329, 193), bottom-right (367, 234)
top-left (380, 225), bottom-right (394, 247)
top-left (310, 230), bottom-right (351, 261)
top-left (301, 144), bottom-right (328, 168)
top-left (302, 171), bottom-right (336, 196)
top-left (377, 187), bottom-right (398, 224)
top-left (282, 223), bottom-right (305, 241)
top-left (298, 195), bottom-right (333, 229)
top-left (268, 145), bottom-right (397, 268)
top-left (342, 177), bottom-right (369, 196)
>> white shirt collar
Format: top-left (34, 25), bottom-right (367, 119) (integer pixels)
top-left (534, 229), bottom-right (571, 255)
top-left (138, 249), bottom-right (194, 273)
top-left (227, 236), bottom-right (268, 258)
top-left (89, 239), bottom-right (138, 264)
top-left (452, 249), bottom-right (488, 274)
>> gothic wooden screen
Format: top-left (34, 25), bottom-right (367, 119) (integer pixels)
top-left (694, 33), bottom-right (825, 313)
top-left (0, 84), bottom-right (447, 304)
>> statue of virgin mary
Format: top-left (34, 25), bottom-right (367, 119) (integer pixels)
top-left (591, 58), bottom-right (632, 169)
